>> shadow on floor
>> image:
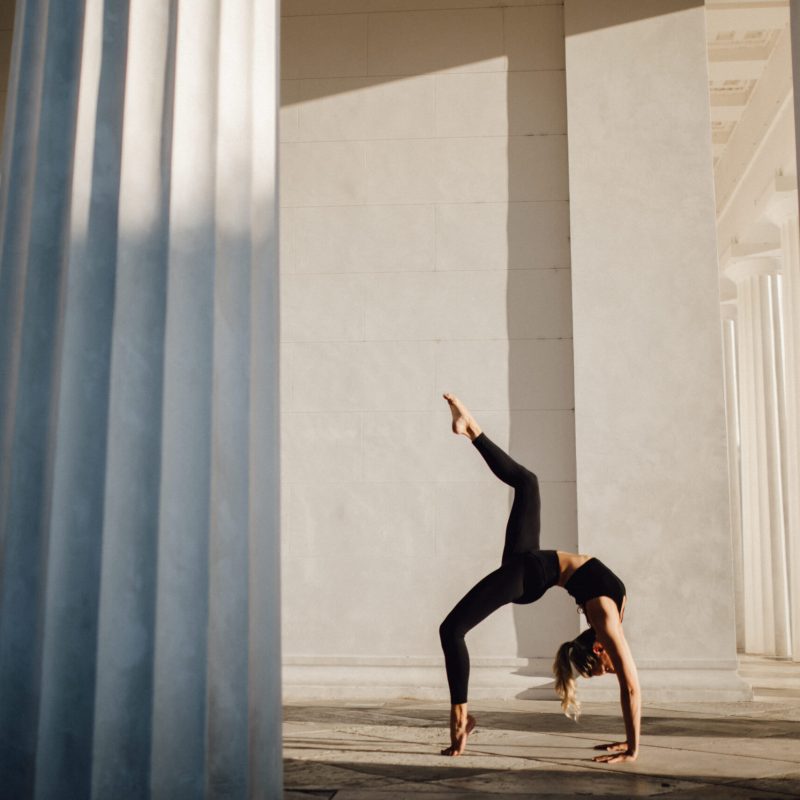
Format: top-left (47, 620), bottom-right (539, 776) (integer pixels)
top-left (284, 757), bottom-right (800, 799)
top-left (283, 703), bottom-right (800, 739)
top-left (284, 659), bottom-right (800, 797)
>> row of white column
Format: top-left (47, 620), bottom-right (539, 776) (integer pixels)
top-left (722, 188), bottom-right (800, 660)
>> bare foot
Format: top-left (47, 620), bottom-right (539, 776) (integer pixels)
top-left (440, 713), bottom-right (476, 756)
top-left (443, 393), bottom-right (481, 441)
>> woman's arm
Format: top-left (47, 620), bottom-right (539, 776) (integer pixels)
top-left (587, 599), bottom-right (641, 763)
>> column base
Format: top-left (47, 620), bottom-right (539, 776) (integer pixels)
top-left (283, 657), bottom-right (753, 703)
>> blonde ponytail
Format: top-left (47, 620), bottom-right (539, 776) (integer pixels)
top-left (553, 641), bottom-right (581, 720)
top-left (552, 629), bottom-right (601, 721)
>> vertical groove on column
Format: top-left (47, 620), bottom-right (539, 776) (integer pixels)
top-left (752, 277), bottom-right (774, 652)
top-left (748, 279), bottom-right (766, 653)
top-left (33, 0), bottom-right (127, 797)
top-left (737, 289), bottom-right (751, 651)
top-left (0, 0), bottom-right (45, 483)
top-left (771, 276), bottom-right (790, 559)
top-left (90, 0), bottom-right (176, 796)
top-left (207, 1), bottom-right (253, 794)
top-left (150, 2), bottom-right (217, 797)
top-left (0, 2), bottom-right (53, 796)
top-left (722, 316), bottom-right (745, 651)
top-left (759, 276), bottom-right (791, 657)
top-left (739, 280), bottom-right (763, 653)
top-left (0, 2), bottom-right (89, 798)
top-left (247, 1), bottom-right (282, 795)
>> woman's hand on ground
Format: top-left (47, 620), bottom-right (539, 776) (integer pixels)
top-left (593, 741), bottom-right (629, 752)
top-left (592, 749), bottom-right (638, 764)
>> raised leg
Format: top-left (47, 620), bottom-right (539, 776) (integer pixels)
top-left (473, 433), bottom-right (541, 559)
top-left (472, 432), bottom-right (538, 490)
top-left (443, 394), bottom-right (541, 557)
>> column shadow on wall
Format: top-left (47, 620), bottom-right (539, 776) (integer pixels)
top-left (505, 9), bottom-right (577, 684)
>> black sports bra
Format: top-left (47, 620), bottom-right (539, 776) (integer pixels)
top-left (564, 557), bottom-right (626, 613)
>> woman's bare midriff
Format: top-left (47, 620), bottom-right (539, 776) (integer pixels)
top-left (555, 550), bottom-right (592, 587)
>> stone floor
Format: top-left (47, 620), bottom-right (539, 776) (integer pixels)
top-left (283, 657), bottom-right (800, 799)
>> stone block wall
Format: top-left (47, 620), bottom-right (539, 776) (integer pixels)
top-left (279, 0), bottom-right (578, 687)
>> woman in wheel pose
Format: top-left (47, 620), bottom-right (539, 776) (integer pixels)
top-left (439, 394), bottom-right (640, 763)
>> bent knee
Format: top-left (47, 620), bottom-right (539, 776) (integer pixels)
top-left (517, 468), bottom-right (538, 492)
top-left (439, 618), bottom-right (453, 643)
top-left (439, 616), bottom-right (464, 647)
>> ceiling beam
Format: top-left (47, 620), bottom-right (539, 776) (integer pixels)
top-left (705, 3), bottom-right (789, 36)
top-left (710, 105), bottom-right (747, 121)
top-left (708, 49), bottom-right (770, 80)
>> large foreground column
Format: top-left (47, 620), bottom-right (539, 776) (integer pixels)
top-left (0, 1), bottom-right (282, 798)
top-left (565, 0), bottom-right (748, 698)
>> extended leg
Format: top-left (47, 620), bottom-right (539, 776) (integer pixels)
top-left (474, 433), bottom-right (541, 558)
top-left (443, 394), bottom-right (541, 557)
top-left (472, 432), bottom-right (537, 489)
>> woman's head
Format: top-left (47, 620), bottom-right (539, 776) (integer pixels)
top-left (552, 628), bottom-right (601, 720)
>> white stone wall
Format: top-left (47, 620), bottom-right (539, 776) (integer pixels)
top-left (279, 0), bottom-right (578, 687)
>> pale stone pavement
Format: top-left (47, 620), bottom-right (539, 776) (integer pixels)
top-left (284, 657), bottom-right (800, 799)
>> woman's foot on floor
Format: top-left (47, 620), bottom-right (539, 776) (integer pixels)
top-left (440, 714), bottom-right (476, 757)
top-left (443, 393), bottom-right (481, 441)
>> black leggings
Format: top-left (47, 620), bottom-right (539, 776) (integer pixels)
top-left (439, 433), bottom-right (554, 705)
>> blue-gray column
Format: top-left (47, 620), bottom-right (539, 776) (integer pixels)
top-left (0, 1), bottom-right (282, 798)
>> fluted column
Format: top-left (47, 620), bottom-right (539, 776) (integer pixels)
top-left (726, 256), bottom-right (792, 657)
top-left (766, 187), bottom-right (800, 661)
top-left (720, 301), bottom-right (745, 650)
top-left (0, 1), bottom-right (282, 798)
